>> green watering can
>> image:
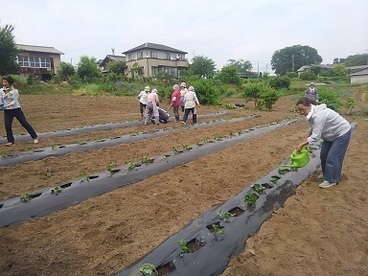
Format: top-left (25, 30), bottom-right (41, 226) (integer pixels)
top-left (284, 146), bottom-right (310, 168)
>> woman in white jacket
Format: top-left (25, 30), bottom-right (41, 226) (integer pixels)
top-left (296, 97), bottom-right (352, 188)
top-left (182, 86), bottom-right (200, 125)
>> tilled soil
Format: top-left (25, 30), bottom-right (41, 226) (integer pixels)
top-left (0, 94), bottom-right (367, 276)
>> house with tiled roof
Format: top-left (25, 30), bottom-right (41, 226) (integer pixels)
top-left (98, 54), bottom-right (126, 73)
top-left (122, 42), bottom-right (189, 78)
top-left (350, 65), bottom-right (368, 84)
top-left (16, 44), bottom-right (64, 81)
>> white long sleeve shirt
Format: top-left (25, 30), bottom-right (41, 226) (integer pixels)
top-left (0, 87), bottom-right (21, 109)
top-left (183, 91), bottom-right (199, 109)
top-left (306, 104), bottom-right (351, 145)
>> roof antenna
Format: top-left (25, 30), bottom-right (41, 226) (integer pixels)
top-left (111, 48), bottom-right (115, 55)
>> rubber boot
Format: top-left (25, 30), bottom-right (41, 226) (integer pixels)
top-left (154, 116), bottom-right (160, 125)
top-left (175, 114), bottom-right (179, 122)
top-left (193, 114), bottom-right (197, 124)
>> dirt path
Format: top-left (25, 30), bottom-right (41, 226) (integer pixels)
top-left (0, 94), bottom-right (367, 276)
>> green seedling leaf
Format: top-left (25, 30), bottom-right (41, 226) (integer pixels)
top-left (244, 193), bottom-right (258, 208)
top-left (128, 162), bottom-right (136, 171)
top-left (20, 193), bottom-right (31, 203)
top-left (51, 186), bottom-right (62, 195)
top-left (178, 239), bottom-right (190, 254)
top-left (251, 183), bottom-right (266, 194)
top-left (139, 263), bottom-right (158, 276)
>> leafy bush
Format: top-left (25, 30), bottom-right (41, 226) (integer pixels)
top-left (299, 71), bottom-right (316, 81)
top-left (242, 82), bottom-right (267, 108)
top-left (216, 66), bottom-right (241, 85)
top-left (286, 72), bottom-right (298, 79)
top-left (258, 87), bottom-right (281, 111)
top-left (269, 76), bottom-right (290, 90)
top-left (318, 89), bottom-right (342, 111)
top-left (192, 78), bottom-right (220, 105)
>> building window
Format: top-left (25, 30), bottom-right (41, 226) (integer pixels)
top-left (17, 56), bottom-right (30, 67)
top-left (177, 54), bottom-right (185, 60)
top-left (128, 54), bottom-right (135, 61)
top-left (164, 52), bottom-right (170, 60)
top-left (40, 57), bottom-right (51, 68)
top-left (137, 51), bottom-right (143, 59)
top-left (17, 56), bottom-right (51, 68)
top-left (152, 66), bottom-right (158, 76)
top-left (150, 51), bottom-right (157, 58)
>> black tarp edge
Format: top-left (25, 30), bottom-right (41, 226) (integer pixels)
top-left (0, 114), bottom-right (260, 167)
top-left (0, 118), bottom-right (298, 228)
top-left (0, 112), bottom-right (228, 143)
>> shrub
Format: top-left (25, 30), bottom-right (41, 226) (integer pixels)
top-left (259, 88), bottom-right (281, 111)
top-left (192, 78), bottom-right (220, 105)
top-left (286, 72), bottom-right (298, 79)
top-left (299, 71), bottom-right (316, 81)
top-left (318, 89), bottom-right (342, 111)
top-left (269, 76), bottom-right (290, 90)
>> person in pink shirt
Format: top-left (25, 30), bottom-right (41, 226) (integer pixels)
top-left (144, 88), bottom-right (160, 125)
top-left (170, 84), bottom-right (181, 122)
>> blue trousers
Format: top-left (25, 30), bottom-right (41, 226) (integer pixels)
top-left (320, 128), bottom-right (352, 183)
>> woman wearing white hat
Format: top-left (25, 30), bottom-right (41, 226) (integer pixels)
top-left (304, 82), bottom-right (319, 104)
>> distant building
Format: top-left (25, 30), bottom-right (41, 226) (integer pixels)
top-left (16, 44), bottom-right (64, 81)
top-left (296, 64), bottom-right (335, 74)
top-left (98, 54), bottom-right (126, 73)
top-left (122, 42), bottom-right (189, 79)
top-left (350, 65), bottom-right (368, 84)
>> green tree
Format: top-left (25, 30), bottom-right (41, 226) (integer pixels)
top-left (332, 64), bottom-right (347, 76)
top-left (216, 65), bottom-right (241, 85)
top-left (0, 24), bottom-right (20, 75)
top-left (259, 87), bottom-right (280, 111)
top-left (77, 56), bottom-right (102, 82)
top-left (128, 62), bottom-right (143, 79)
top-left (189, 55), bottom-right (216, 78)
top-left (107, 60), bottom-right (126, 75)
top-left (271, 45), bottom-right (322, 75)
top-left (57, 62), bottom-right (76, 81)
top-left (192, 78), bottom-right (220, 105)
top-left (343, 54), bottom-right (368, 67)
top-left (226, 59), bottom-right (253, 74)
top-left (243, 82), bottom-right (268, 108)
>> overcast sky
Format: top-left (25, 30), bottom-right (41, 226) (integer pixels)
top-left (1, 0), bottom-right (367, 72)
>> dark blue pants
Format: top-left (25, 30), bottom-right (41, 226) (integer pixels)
top-left (4, 108), bottom-right (38, 143)
top-left (320, 128), bottom-right (351, 183)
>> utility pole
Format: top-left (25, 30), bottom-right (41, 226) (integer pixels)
top-left (291, 54), bottom-right (295, 72)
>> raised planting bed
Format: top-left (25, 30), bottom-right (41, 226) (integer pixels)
top-left (0, 118), bottom-right (298, 228)
top-left (0, 114), bottom-right (259, 167)
top-left (116, 148), bottom-right (321, 276)
top-left (0, 112), bottom-right (227, 143)
top-left (116, 122), bottom-right (358, 276)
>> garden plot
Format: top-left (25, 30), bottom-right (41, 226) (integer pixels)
top-left (0, 118), bottom-right (297, 228)
top-left (0, 94), bottom-right (366, 276)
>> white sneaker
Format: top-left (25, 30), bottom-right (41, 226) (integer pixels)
top-left (317, 173), bottom-right (324, 179)
top-left (319, 180), bottom-right (337, 188)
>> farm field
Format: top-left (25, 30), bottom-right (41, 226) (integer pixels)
top-left (0, 93), bottom-right (367, 276)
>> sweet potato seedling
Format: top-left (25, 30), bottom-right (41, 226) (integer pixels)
top-left (20, 193), bottom-right (31, 203)
top-left (244, 193), bottom-right (258, 208)
top-left (178, 239), bottom-right (190, 255)
top-left (139, 263), bottom-right (158, 276)
top-left (128, 162), bottom-right (136, 171)
top-left (251, 183), bottom-right (266, 194)
top-left (51, 186), bottom-right (62, 195)
top-left (216, 209), bottom-right (235, 222)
